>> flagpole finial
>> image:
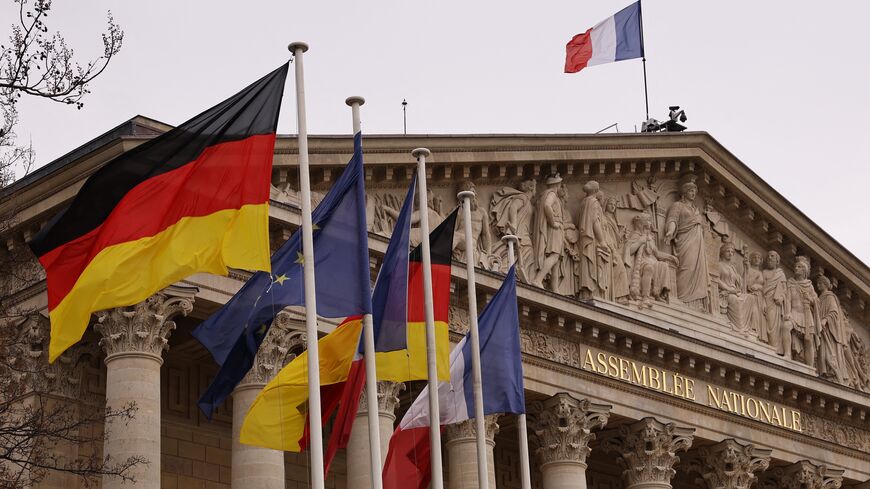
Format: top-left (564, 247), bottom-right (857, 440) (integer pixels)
top-left (501, 234), bottom-right (518, 245)
top-left (288, 41), bottom-right (309, 53)
top-left (457, 190), bottom-right (475, 201)
top-left (345, 96), bottom-right (365, 107)
top-left (411, 147), bottom-right (430, 159)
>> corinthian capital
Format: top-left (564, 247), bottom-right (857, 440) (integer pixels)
top-left (602, 417), bottom-right (694, 488)
top-left (682, 439), bottom-right (771, 489)
top-left (358, 381), bottom-right (405, 417)
top-left (445, 414), bottom-right (501, 446)
top-left (531, 392), bottom-right (611, 466)
top-left (240, 310), bottom-right (306, 386)
top-left (94, 286), bottom-right (196, 358)
top-left (760, 460), bottom-right (844, 489)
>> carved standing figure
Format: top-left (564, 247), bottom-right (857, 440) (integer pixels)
top-left (599, 194), bottom-right (630, 303)
top-left (454, 180), bottom-right (493, 268)
top-left (716, 242), bottom-right (748, 332)
top-left (532, 174), bottom-right (566, 291)
top-left (743, 251), bottom-right (765, 336)
top-left (382, 193), bottom-right (444, 246)
top-left (785, 256), bottom-right (820, 367)
top-left (760, 251), bottom-right (788, 355)
top-left (816, 276), bottom-right (848, 384)
top-left (555, 183), bottom-right (579, 296)
top-left (623, 214), bottom-right (678, 307)
top-left (844, 319), bottom-right (870, 391)
top-left (664, 175), bottom-right (710, 311)
top-left (576, 180), bottom-right (608, 299)
top-left (490, 179), bottom-right (536, 280)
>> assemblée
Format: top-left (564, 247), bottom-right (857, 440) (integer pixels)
top-left (2, 117), bottom-right (868, 488)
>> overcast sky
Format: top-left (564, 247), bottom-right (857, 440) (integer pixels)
top-left (8, 1), bottom-right (870, 263)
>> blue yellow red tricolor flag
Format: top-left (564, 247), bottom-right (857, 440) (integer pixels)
top-left (27, 64), bottom-right (289, 362)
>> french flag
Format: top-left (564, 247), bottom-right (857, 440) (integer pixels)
top-left (382, 266), bottom-right (525, 489)
top-left (565, 1), bottom-right (644, 73)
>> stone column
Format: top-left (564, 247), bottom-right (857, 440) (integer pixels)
top-left (531, 393), bottom-right (611, 489)
top-left (231, 311), bottom-right (306, 489)
top-left (760, 460), bottom-right (844, 489)
top-left (602, 417), bottom-right (694, 489)
top-left (94, 287), bottom-right (195, 488)
top-left (681, 439), bottom-right (771, 489)
top-left (445, 414), bottom-right (501, 489)
top-left (346, 381), bottom-right (404, 489)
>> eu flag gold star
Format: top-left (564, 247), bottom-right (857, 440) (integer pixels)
top-left (274, 274), bottom-right (289, 285)
top-left (295, 251), bottom-right (305, 265)
top-left (312, 222), bottom-right (320, 231)
top-left (257, 324), bottom-right (268, 336)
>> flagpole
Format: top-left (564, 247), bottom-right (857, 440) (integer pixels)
top-left (502, 235), bottom-right (531, 489)
top-left (288, 41), bottom-right (326, 489)
top-left (457, 190), bottom-right (490, 489)
top-left (411, 147), bottom-right (445, 489)
top-left (347, 96), bottom-right (385, 489)
top-left (638, 0), bottom-right (650, 121)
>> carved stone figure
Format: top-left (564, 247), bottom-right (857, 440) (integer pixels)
top-left (379, 192), bottom-right (444, 246)
top-left (716, 242), bottom-right (748, 333)
top-left (760, 251), bottom-right (788, 355)
top-left (531, 174), bottom-right (566, 291)
top-left (743, 251), bottom-right (765, 336)
top-left (816, 276), bottom-right (849, 384)
top-left (599, 194), bottom-right (630, 303)
top-left (785, 256), bottom-right (820, 367)
top-left (624, 214), bottom-right (678, 307)
top-left (844, 318), bottom-right (870, 391)
top-left (576, 180), bottom-right (608, 299)
top-left (489, 179), bottom-right (536, 280)
top-left (664, 175), bottom-right (710, 311)
top-left (555, 183), bottom-right (579, 296)
top-left (454, 180), bottom-right (493, 268)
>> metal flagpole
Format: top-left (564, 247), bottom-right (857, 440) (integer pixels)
top-left (411, 147), bottom-right (445, 489)
top-left (288, 41), bottom-right (326, 489)
top-left (346, 96), bottom-right (385, 489)
top-left (638, 0), bottom-right (650, 121)
top-left (502, 235), bottom-right (531, 489)
top-left (457, 189), bottom-right (490, 489)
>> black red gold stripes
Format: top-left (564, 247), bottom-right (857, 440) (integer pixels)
top-left (28, 64), bottom-right (288, 361)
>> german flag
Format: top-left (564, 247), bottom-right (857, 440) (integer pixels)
top-left (28, 64), bottom-right (288, 362)
top-left (376, 208), bottom-right (457, 382)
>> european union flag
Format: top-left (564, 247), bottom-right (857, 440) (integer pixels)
top-left (193, 132), bottom-right (372, 418)
top-left (369, 173), bottom-right (415, 353)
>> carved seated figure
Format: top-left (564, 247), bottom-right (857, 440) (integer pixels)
top-left (623, 214), bottom-right (678, 307)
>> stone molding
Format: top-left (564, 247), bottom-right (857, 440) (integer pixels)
top-left (759, 460), bottom-right (844, 489)
top-left (531, 392), bottom-right (611, 466)
top-left (239, 310), bottom-right (306, 386)
top-left (602, 417), bottom-right (694, 488)
top-left (94, 287), bottom-right (195, 358)
top-left (682, 439), bottom-right (771, 489)
top-left (358, 381), bottom-right (405, 417)
top-left (445, 414), bottom-right (501, 447)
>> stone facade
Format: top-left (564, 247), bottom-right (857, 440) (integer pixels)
top-left (1, 120), bottom-right (869, 488)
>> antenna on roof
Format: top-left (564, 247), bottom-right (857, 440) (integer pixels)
top-left (402, 99), bottom-right (408, 135)
top-left (595, 122), bottom-right (619, 134)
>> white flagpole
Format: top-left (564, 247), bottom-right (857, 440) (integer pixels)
top-left (457, 190), bottom-right (489, 489)
top-left (411, 147), bottom-right (445, 489)
top-left (346, 96), bottom-right (385, 489)
top-left (502, 235), bottom-right (531, 489)
top-left (288, 41), bottom-right (326, 489)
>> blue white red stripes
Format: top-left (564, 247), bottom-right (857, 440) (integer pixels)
top-left (565, 1), bottom-right (644, 73)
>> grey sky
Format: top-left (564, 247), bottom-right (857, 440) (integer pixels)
top-left (9, 0), bottom-right (870, 263)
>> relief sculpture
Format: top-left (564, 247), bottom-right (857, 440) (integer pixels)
top-left (361, 167), bottom-right (870, 392)
top-left (664, 175), bottom-right (711, 311)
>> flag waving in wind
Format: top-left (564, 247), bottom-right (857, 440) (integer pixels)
top-left (565, 1), bottom-right (644, 73)
top-left (194, 132), bottom-right (372, 419)
top-left (28, 64), bottom-right (288, 362)
top-left (383, 265), bottom-right (525, 489)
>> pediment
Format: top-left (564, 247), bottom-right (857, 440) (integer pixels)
top-left (269, 132), bottom-right (870, 394)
